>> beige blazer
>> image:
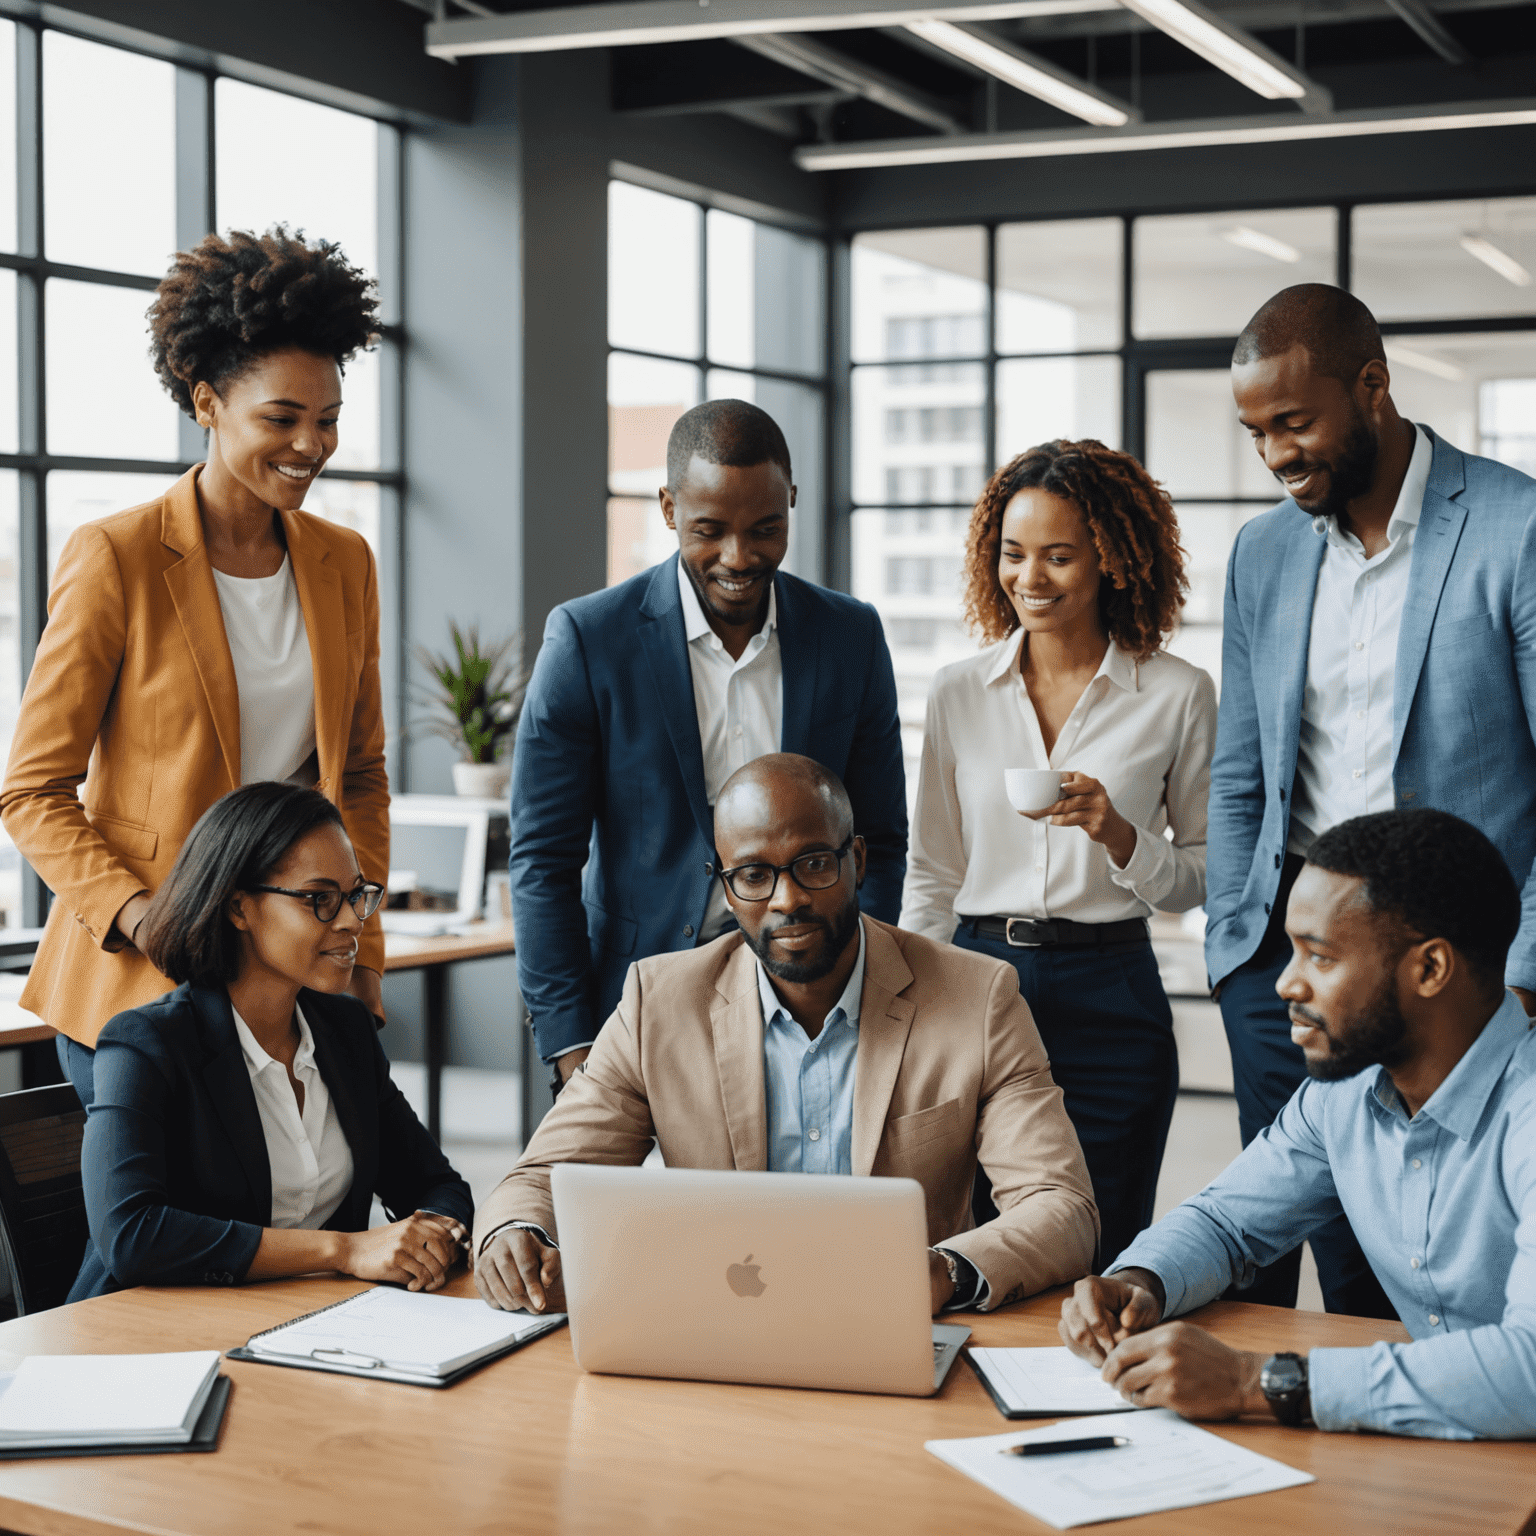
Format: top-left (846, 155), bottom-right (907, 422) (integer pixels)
top-left (0, 467), bottom-right (390, 1046)
top-left (475, 916), bottom-right (1098, 1309)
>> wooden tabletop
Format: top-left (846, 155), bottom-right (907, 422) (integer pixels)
top-left (0, 998), bottom-right (54, 1047)
top-left (0, 1275), bottom-right (1529, 1536)
top-left (381, 919), bottom-right (517, 972)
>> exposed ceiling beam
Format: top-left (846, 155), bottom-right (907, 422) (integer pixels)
top-left (423, 0), bottom-right (1119, 57)
top-left (735, 32), bottom-right (965, 131)
top-left (900, 20), bottom-right (1137, 125)
top-left (794, 94), bottom-right (1536, 168)
top-left (1118, 0), bottom-right (1332, 113)
top-left (1382, 0), bottom-right (1473, 63)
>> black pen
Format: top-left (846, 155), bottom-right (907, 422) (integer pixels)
top-left (1001, 1435), bottom-right (1130, 1458)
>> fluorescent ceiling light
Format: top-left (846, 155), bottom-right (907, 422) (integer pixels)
top-left (1459, 234), bottom-right (1533, 288)
top-left (1118, 0), bottom-right (1325, 108)
top-left (794, 99), bottom-right (1536, 171)
top-left (1384, 343), bottom-right (1465, 382)
top-left (1222, 226), bottom-right (1301, 263)
top-left (903, 19), bottom-right (1133, 126)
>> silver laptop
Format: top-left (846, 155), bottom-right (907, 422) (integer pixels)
top-left (550, 1164), bottom-right (970, 1396)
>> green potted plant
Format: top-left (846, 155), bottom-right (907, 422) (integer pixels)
top-left (414, 623), bottom-right (527, 799)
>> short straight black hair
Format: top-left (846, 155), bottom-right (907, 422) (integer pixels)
top-left (1306, 809), bottom-right (1520, 987)
top-left (139, 782), bottom-right (347, 987)
top-left (665, 398), bottom-right (792, 489)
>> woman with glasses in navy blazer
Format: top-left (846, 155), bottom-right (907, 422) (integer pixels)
top-left (70, 781), bottom-right (472, 1302)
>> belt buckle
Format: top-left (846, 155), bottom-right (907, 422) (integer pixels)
top-left (1005, 918), bottom-right (1047, 948)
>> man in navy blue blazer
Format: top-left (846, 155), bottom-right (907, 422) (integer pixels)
top-left (1207, 283), bottom-right (1536, 1314)
top-left (511, 400), bottom-right (907, 1083)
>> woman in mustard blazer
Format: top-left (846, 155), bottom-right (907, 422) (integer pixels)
top-left (0, 228), bottom-right (390, 1101)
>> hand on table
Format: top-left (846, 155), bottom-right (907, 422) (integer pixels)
top-left (1018, 773), bottom-right (1137, 870)
top-left (1099, 1323), bottom-right (1268, 1421)
top-left (476, 1227), bottom-right (566, 1314)
top-left (338, 1211), bottom-right (465, 1292)
top-left (1058, 1270), bottom-right (1164, 1365)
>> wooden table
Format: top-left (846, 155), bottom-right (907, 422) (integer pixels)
top-left (0, 1276), bottom-right (1530, 1536)
top-left (382, 920), bottom-right (517, 1142)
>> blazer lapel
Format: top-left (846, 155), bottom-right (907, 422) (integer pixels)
top-left (638, 557), bottom-right (714, 846)
top-left (282, 510), bottom-right (346, 785)
top-left (1271, 513), bottom-right (1327, 793)
top-left (160, 470), bottom-right (241, 790)
top-left (193, 986), bottom-right (272, 1222)
top-left (710, 942), bottom-right (768, 1171)
top-left (1393, 432), bottom-right (1468, 765)
top-left (774, 572), bottom-right (818, 757)
top-left (851, 920), bottom-right (915, 1176)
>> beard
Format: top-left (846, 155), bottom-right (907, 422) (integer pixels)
top-left (1296, 972), bottom-right (1412, 1082)
top-left (746, 896), bottom-right (862, 985)
top-left (1282, 406), bottom-right (1379, 522)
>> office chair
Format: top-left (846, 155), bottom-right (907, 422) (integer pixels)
top-left (0, 1083), bottom-right (88, 1318)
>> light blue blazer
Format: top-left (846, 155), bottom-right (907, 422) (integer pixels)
top-left (1205, 428), bottom-right (1536, 991)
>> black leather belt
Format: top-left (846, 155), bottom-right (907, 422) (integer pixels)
top-left (972, 915), bottom-right (1149, 948)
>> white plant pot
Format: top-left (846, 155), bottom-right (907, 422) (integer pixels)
top-left (452, 760), bottom-right (510, 800)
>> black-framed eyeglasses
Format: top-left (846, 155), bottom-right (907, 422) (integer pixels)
top-left (248, 882), bottom-right (386, 923)
top-left (717, 837), bottom-right (856, 902)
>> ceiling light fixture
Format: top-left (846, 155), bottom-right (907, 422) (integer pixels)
top-left (1222, 226), bottom-right (1301, 263)
top-left (1383, 342), bottom-right (1465, 382)
top-left (793, 99), bottom-right (1536, 171)
top-left (1117, 0), bottom-right (1328, 109)
top-left (902, 19), bottom-right (1134, 126)
top-left (1458, 234), bottom-right (1533, 288)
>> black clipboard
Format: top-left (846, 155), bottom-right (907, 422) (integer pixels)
top-left (0, 1373), bottom-right (232, 1459)
top-left (964, 1351), bottom-right (1135, 1421)
top-left (226, 1290), bottom-right (567, 1388)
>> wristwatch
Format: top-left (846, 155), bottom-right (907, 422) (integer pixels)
top-left (1260, 1351), bottom-right (1311, 1426)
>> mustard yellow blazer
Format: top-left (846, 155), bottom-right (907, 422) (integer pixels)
top-left (0, 467), bottom-right (390, 1046)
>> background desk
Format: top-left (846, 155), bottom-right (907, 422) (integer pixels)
top-left (382, 920), bottom-right (517, 1143)
top-left (0, 1277), bottom-right (1530, 1536)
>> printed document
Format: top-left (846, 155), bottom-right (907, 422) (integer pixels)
top-left (926, 1407), bottom-right (1314, 1529)
top-left (0, 1351), bottom-right (220, 1449)
top-left (968, 1347), bottom-right (1137, 1416)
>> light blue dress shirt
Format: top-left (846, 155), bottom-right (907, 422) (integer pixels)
top-left (1113, 993), bottom-right (1536, 1439)
top-left (757, 923), bottom-right (865, 1176)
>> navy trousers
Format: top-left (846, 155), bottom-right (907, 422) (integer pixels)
top-left (56, 1034), bottom-right (96, 1111)
top-left (952, 929), bottom-right (1179, 1272)
top-left (1219, 947), bottom-right (1396, 1318)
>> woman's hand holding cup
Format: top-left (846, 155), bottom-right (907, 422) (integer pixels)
top-left (1005, 768), bottom-right (1138, 870)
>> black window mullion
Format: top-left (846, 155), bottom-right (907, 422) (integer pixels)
top-left (984, 222), bottom-right (997, 478)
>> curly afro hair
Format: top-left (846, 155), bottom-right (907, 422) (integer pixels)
top-left (961, 439), bottom-right (1188, 663)
top-left (148, 226), bottom-right (379, 418)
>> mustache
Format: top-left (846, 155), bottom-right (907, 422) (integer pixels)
top-left (1289, 1004), bottom-right (1329, 1031)
top-left (1274, 457), bottom-right (1327, 482)
top-left (760, 909), bottom-right (831, 940)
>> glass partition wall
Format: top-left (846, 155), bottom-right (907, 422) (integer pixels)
top-left (848, 197), bottom-right (1536, 798)
top-left (0, 19), bottom-right (402, 927)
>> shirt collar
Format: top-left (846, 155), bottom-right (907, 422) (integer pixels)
top-left (1404, 991), bottom-right (1532, 1141)
top-left (755, 917), bottom-right (866, 1039)
top-left (677, 557), bottom-right (777, 648)
top-left (984, 629), bottom-right (1138, 693)
top-left (1313, 423), bottom-right (1432, 548)
top-left (232, 1001), bottom-right (316, 1076)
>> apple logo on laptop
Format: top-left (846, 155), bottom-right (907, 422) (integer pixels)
top-left (726, 1255), bottom-right (766, 1297)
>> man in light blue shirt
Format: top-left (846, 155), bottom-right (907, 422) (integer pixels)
top-left (1060, 808), bottom-right (1535, 1439)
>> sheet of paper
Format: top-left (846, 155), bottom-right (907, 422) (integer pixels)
top-left (0, 1351), bottom-right (220, 1444)
top-left (968, 1347), bottom-right (1136, 1415)
top-left (926, 1407), bottom-right (1314, 1530)
top-left (251, 1287), bottom-right (560, 1374)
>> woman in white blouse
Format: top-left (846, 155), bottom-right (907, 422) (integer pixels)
top-left (900, 438), bottom-right (1216, 1269)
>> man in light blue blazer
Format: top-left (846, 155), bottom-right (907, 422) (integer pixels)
top-left (511, 401), bottom-right (907, 1089)
top-left (1207, 284), bottom-right (1536, 1314)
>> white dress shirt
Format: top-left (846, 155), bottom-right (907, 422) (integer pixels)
top-left (677, 561), bottom-right (783, 940)
top-left (212, 555), bottom-right (319, 785)
top-left (900, 635), bottom-right (1217, 942)
top-left (231, 1002), bottom-right (354, 1230)
top-left (1288, 425), bottom-right (1433, 853)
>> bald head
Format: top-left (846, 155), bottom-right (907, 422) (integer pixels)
top-left (715, 754), bottom-right (853, 847)
top-left (1233, 284), bottom-right (1385, 386)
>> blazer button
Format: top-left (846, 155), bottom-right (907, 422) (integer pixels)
top-left (703, 862), bottom-right (714, 875)
top-left (1274, 854), bottom-right (1281, 868)
top-left (683, 925), bottom-right (694, 938)
top-left (1264, 902), bottom-right (1272, 915)
top-left (1279, 788), bottom-right (1286, 803)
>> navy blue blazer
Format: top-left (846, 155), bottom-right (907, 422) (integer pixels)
top-left (1206, 429), bottom-right (1536, 990)
top-left (511, 555), bottom-right (908, 1061)
top-left (70, 983), bottom-right (473, 1302)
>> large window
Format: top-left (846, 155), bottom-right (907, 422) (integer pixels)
top-left (849, 199), bottom-right (1536, 796)
top-left (0, 21), bottom-right (401, 928)
top-left (606, 181), bottom-right (829, 588)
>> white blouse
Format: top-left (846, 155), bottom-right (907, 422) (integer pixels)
top-left (231, 1003), bottom-right (354, 1230)
top-left (212, 555), bottom-right (318, 785)
top-left (899, 631), bottom-right (1217, 943)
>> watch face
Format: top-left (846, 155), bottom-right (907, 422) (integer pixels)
top-left (1263, 1355), bottom-right (1306, 1395)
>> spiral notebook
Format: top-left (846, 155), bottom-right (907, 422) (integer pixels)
top-left (227, 1286), bottom-right (566, 1388)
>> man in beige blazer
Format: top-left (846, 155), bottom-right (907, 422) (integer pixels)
top-left (475, 754), bottom-right (1097, 1316)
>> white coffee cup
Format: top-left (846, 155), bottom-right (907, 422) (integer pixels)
top-left (1004, 768), bottom-right (1064, 814)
